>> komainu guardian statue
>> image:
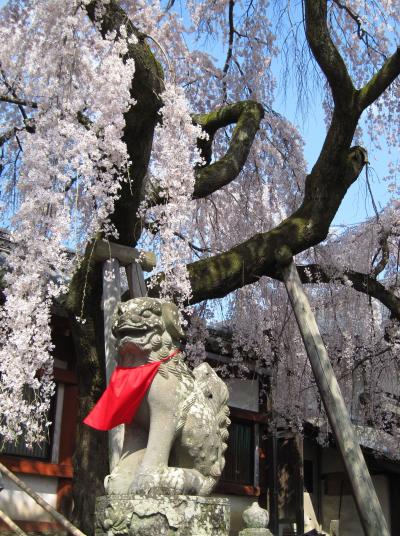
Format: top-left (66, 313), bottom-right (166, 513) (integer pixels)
top-left (85, 297), bottom-right (230, 497)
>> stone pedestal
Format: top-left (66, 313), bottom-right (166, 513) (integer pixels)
top-left (95, 494), bottom-right (230, 536)
top-left (239, 530), bottom-right (273, 536)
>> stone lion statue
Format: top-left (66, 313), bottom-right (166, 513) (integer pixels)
top-left (104, 297), bottom-right (230, 496)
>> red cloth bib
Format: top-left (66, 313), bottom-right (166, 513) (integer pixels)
top-left (83, 350), bottom-right (179, 431)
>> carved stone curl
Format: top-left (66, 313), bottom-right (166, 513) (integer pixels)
top-left (104, 297), bottom-right (230, 497)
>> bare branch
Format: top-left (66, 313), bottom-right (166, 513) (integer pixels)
top-left (371, 231), bottom-right (390, 278)
top-left (0, 95), bottom-right (38, 109)
top-left (0, 125), bottom-right (25, 148)
top-left (0, 64), bottom-right (30, 123)
top-left (174, 231), bottom-right (212, 254)
top-left (164, 0), bottom-right (176, 11)
top-left (143, 220), bottom-right (212, 255)
top-left (296, 263), bottom-right (400, 321)
top-left (332, 0), bottom-right (387, 61)
top-left (222, 0), bottom-right (235, 101)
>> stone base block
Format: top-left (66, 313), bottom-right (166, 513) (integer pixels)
top-left (95, 494), bottom-right (230, 536)
top-left (239, 530), bottom-right (274, 536)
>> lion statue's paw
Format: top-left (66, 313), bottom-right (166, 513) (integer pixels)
top-left (129, 466), bottom-right (206, 496)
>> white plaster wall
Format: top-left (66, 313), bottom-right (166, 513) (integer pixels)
top-left (321, 474), bottom-right (391, 535)
top-left (307, 445), bottom-right (392, 535)
top-left (0, 474), bottom-right (57, 522)
top-left (226, 379), bottom-right (259, 412)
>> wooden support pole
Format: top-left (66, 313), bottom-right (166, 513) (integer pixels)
top-left (125, 262), bottom-right (147, 298)
top-left (294, 434), bottom-right (304, 536)
top-left (102, 259), bottom-right (121, 386)
top-left (102, 259), bottom-right (123, 471)
top-left (267, 425), bottom-right (279, 535)
top-left (281, 259), bottom-right (389, 536)
top-left (0, 509), bottom-right (28, 536)
top-left (0, 462), bottom-right (86, 536)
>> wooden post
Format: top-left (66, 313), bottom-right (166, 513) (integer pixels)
top-left (96, 241), bottom-right (155, 471)
top-left (268, 427), bottom-right (279, 535)
top-left (281, 259), bottom-right (389, 536)
top-left (102, 258), bottom-right (122, 471)
top-left (125, 262), bottom-right (147, 298)
top-left (294, 434), bottom-right (304, 536)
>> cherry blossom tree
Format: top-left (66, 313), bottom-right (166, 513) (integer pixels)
top-left (0, 0), bottom-right (399, 532)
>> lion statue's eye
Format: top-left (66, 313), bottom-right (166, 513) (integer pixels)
top-left (142, 310), bottom-right (152, 318)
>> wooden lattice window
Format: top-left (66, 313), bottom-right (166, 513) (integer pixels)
top-left (221, 418), bottom-right (255, 485)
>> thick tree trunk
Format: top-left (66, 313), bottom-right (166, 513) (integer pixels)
top-left (66, 258), bottom-right (109, 535)
top-left (64, 5), bottom-right (163, 533)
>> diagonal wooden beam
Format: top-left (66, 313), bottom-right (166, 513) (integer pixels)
top-left (0, 509), bottom-right (28, 536)
top-left (280, 257), bottom-right (389, 536)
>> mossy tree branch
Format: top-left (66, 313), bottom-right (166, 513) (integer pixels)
top-left (0, 125), bottom-right (26, 148)
top-left (357, 47), bottom-right (400, 111)
top-left (176, 138), bottom-right (367, 302)
top-left (192, 101), bottom-right (265, 198)
top-left (145, 100), bottom-right (264, 206)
